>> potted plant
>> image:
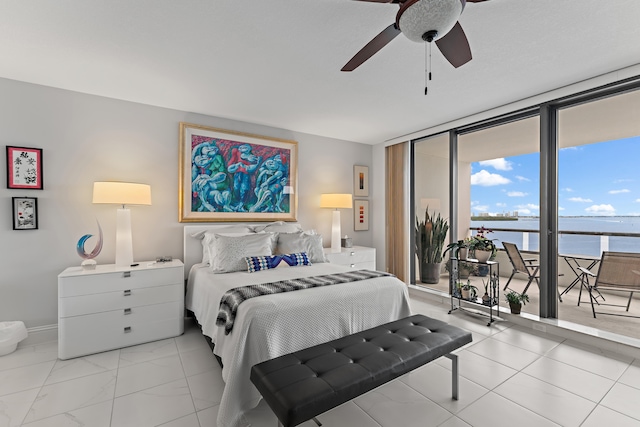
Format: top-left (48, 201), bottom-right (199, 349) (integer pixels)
top-left (444, 259), bottom-right (476, 280)
top-left (481, 279), bottom-right (492, 305)
top-left (505, 290), bottom-right (529, 314)
top-left (444, 239), bottom-right (470, 261)
top-left (460, 281), bottom-right (477, 300)
top-left (416, 208), bottom-right (449, 284)
top-left (469, 227), bottom-right (496, 263)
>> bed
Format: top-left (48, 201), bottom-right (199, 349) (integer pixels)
top-left (183, 223), bottom-right (412, 427)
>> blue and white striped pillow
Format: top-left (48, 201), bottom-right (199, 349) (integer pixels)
top-left (245, 252), bottom-right (311, 273)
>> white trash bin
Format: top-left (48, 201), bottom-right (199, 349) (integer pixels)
top-left (0, 321), bottom-right (28, 356)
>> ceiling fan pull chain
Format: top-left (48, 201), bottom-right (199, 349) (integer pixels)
top-left (424, 42), bottom-right (433, 96)
top-left (424, 42), bottom-right (429, 95)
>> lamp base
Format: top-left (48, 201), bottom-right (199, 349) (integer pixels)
top-left (115, 208), bottom-right (134, 267)
top-left (331, 210), bottom-right (341, 253)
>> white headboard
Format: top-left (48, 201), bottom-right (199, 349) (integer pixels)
top-left (183, 223), bottom-right (301, 279)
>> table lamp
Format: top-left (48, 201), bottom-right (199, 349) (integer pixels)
top-left (93, 182), bottom-right (152, 267)
top-left (320, 193), bottom-right (353, 253)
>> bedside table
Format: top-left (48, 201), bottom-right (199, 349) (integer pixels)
top-left (323, 246), bottom-right (376, 270)
top-left (58, 260), bottom-right (184, 359)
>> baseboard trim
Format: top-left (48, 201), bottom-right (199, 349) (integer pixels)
top-left (19, 324), bottom-right (58, 347)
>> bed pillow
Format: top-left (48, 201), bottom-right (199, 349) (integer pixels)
top-left (201, 232), bottom-right (257, 264)
top-left (191, 226), bottom-right (256, 263)
top-left (208, 233), bottom-right (276, 273)
top-left (245, 252), bottom-right (311, 273)
top-left (252, 221), bottom-right (303, 234)
top-left (276, 232), bottom-right (327, 263)
top-left (190, 225), bottom-right (254, 240)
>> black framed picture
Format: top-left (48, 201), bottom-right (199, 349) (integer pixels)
top-left (12, 197), bottom-right (38, 230)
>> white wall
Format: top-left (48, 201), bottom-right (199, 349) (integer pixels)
top-left (0, 78), bottom-right (373, 328)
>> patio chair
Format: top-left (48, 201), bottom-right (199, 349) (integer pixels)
top-left (577, 251), bottom-right (640, 318)
top-left (502, 242), bottom-right (540, 294)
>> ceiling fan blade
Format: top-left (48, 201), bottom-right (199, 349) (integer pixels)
top-left (341, 24), bottom-right (401, 71)
top-left (435, 21), bottom-right (472, 68)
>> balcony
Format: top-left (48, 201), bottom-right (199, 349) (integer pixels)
top-left (416, 227), bottom-right (640, 341)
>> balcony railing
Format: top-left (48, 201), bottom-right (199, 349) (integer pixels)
top-left (470, 227), bottom-right (640, 257)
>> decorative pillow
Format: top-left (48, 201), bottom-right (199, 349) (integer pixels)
top-left (208, 233), bottom-right (276, 273)
top-left (245, 252), bottom-right (311, 273)
top-left (276, 232), bottom-right (327, 263)
top-left (252, 221), bottom-right (303, 234)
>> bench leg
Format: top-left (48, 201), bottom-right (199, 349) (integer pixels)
top-left (444, 353), bottom-right (459, 400)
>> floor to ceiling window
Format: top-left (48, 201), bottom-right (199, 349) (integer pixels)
top-left (556, 88), bottom-right (640, 339)
top-left (412, 133), bottom-right (450, 291)
top-left (457, 116), bottom-right (542, 315)
top-left (408, 76), bottom-right (640, 341)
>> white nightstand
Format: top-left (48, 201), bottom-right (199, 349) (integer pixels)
top-left (323, 246), bottom-right (376, 270)
top-left (58, 260), bottom-right (184, 360)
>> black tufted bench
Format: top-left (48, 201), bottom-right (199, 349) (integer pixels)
top-left (250, 314), bottom-right (472, 427)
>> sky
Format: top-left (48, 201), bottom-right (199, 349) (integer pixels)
top-left (470, 137), bottom-right (640, 217)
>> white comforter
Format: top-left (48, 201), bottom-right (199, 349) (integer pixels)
top-left (186, 263), bottom-right (412, 427)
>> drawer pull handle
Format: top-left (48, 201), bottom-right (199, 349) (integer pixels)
top-left (124, 326), bottom-right (132, 333)
top-left (124, 290), bottom-right (132, 296)
top-left (123, 272), bottom-right (131, 278)
top-left (350, 264), bottom-right (355, 268)
top-left (124, 308), bottom-right (132, 315)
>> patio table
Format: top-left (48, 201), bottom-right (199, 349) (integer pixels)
top-left (559, 253), bottom-right (601, 299)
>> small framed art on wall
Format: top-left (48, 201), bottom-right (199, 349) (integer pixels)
top-left (354, 199), bottom-right (369, 231)
top-left (12, 197), bottom-right (38, 230)
top-left (6, 146), bottom-right (43, 190)
top-left (353, 165), bottom-right (369, 197)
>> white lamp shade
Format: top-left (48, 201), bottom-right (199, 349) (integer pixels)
top-left (93, 182), bottom-right (152, 206)
top-left (320, 193), bottom-right (353, 209)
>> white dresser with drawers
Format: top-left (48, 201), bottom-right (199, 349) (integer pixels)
top-left (57, 260), bottom-right (184, 359)
top-left (323, 246), bottom-right (376, 270)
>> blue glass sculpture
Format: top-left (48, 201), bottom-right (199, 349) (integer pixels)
top-left (77, 221), bottom-right (103, 269)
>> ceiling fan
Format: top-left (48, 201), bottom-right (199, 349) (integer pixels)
top-left (342, 0), bottom-right (490, 72)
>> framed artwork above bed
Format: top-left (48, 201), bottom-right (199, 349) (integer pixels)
top-left (179, 123), bottom-right (298, 222)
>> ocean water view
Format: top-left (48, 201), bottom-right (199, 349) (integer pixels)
top-left (470, 216), bottom-right (640, 257)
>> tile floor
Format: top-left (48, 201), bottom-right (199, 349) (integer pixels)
top-left (2, 296), bottom-right (640, 426)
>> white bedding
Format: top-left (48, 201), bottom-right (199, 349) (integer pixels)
top-left (186, 262), bottom-right (412, 427)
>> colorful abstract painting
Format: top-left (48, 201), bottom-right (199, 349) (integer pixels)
top-left (180, 123), bottom-right (297, 222)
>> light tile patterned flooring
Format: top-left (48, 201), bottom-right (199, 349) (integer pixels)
top-left (2, 296), bottom-right (640, 426)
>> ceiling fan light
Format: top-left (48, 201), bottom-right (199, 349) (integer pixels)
top-left (398, 0), bottom-right (463, 43)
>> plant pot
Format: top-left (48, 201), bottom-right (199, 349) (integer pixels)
top-left (509, 301), bottom-right (522, 314)
top-left (482, 293), bottom-right (491, 305)
top-left (459, 269), bottom-right (470, 280)
top-left (461, 289), bottom-right (470, 299)
top-left (475, 250), bottom-right (492, 263)
top-left (476, 265), bottom-right (489, 277)
top-left (420, 262), bottom-right (442, 284)
top-left (459, 247), bottom-right (468, 260)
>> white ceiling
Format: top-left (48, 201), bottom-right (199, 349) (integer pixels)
top-left (1, 0), bottom-right (639, 145)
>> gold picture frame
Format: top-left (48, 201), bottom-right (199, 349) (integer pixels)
top-left (179, 123), bottom-right (298, 222)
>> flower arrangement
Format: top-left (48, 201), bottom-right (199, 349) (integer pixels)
top-left (469, 226), bottom-right (497, 254)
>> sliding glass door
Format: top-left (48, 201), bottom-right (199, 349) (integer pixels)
top-left (556, 88), bottom-right (640, 338)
